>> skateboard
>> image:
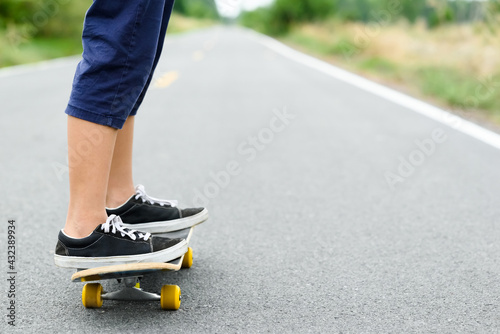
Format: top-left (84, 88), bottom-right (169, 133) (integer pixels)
top-left (71, 226), bottom-right (194, 310)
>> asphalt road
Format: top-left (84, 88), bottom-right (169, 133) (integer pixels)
top-left (1, 26), bottom-right (500, 333)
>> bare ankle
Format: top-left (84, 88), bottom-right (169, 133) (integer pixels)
top-left (106, 188), bottom-right (135, 208)
top-left (64, 212), bottom-right (107, 238)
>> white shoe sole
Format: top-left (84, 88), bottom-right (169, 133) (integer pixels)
top-left (54, 239), bottom-right (188, 269)
top-left (122, 208), bottom-right (209, 234)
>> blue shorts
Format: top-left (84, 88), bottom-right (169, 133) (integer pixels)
top-left (66, 0), bottom-right (175, 129)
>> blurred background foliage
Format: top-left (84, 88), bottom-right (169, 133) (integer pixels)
top-left (174, 0), bottom-right (219, 19)
top-left (240, 0), bottom-right (500, 35)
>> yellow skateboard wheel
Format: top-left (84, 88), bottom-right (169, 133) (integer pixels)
top-left (182, 247), bottom-right (193, 269)
top-left (160, 285), bottom-right (181, 310)
top-left (82, 283), bottom-right (103, 308)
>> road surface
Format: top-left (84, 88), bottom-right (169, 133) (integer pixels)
top-left (1, 26), bottom-right (500, 333)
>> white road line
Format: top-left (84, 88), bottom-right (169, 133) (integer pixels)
top-left (246, 29), bottom-right (500, 151)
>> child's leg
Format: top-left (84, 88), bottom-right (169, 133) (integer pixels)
top-left (106, 116), bottom-right (136, 208)
top-left (64, 116), bottom-right (117, 238)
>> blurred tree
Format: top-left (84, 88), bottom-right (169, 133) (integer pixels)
top-left (174, 0), bottom-right (219, 19)
top-left (0, 0), bottom-right (39, 28)
top-left (334, 0), bottom-right (388, 23)
top-left (400, 0), bottom-right (427, 23)
top-left (244, 0), bottom-right (336, 34)
top-left (241, 0), bottom-right (498, 35)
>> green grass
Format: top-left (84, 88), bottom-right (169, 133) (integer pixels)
top-left (415, 67), bottom-right (500, 115)
top-left (285, 31), bottom-right (348, 56)
top-left (284, 28), bottom-right (357, 58)
top-left (0, 36), bottom-right (82, 67)
top-left (22, 38), bottom-right (80, 63)
top-left (286, 33), bottom-right (328, 54)
top-left (359, 57), bottom-right (398, 76)
top-left (166, 13), bottom-right (217, 34)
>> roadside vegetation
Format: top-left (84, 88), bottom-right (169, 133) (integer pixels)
top-left (241, 0), bottom-right (500, 125)
top-left (0, 0), bottom-right (218, 68)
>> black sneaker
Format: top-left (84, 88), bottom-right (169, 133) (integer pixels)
top-left (54, 215), bottom-right (188, 269)
top-left (106, 184), bottom-right (208, 233)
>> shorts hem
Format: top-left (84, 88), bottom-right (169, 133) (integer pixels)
top-left (65, 104), bottom-right (126, 129)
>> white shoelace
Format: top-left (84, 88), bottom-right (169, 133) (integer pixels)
top-left (101, 215), bottom-right (151, 241)
top-left (134, 184), bottom-right (178, 207)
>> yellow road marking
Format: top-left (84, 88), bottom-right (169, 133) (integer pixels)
top-left (153, 71), bottom-right (179, 88)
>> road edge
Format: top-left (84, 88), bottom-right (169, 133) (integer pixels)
top-left (243, 28), bottom-right (500, 151)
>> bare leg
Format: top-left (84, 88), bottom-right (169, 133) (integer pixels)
top-left (64, 116), bottom-right (118, 238)
top-left (106, 116), bottom-right (136, 208)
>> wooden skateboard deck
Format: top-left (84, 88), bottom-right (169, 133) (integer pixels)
top-left (71, 262), bottom-right (180, 282)
top-left (71, 226), bottom-right (195, 310)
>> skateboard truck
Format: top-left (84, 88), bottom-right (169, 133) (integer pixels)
top-left (101, 277), bottom-right (165, 302)
top-left (82, 278), bottom-right (182, 310)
